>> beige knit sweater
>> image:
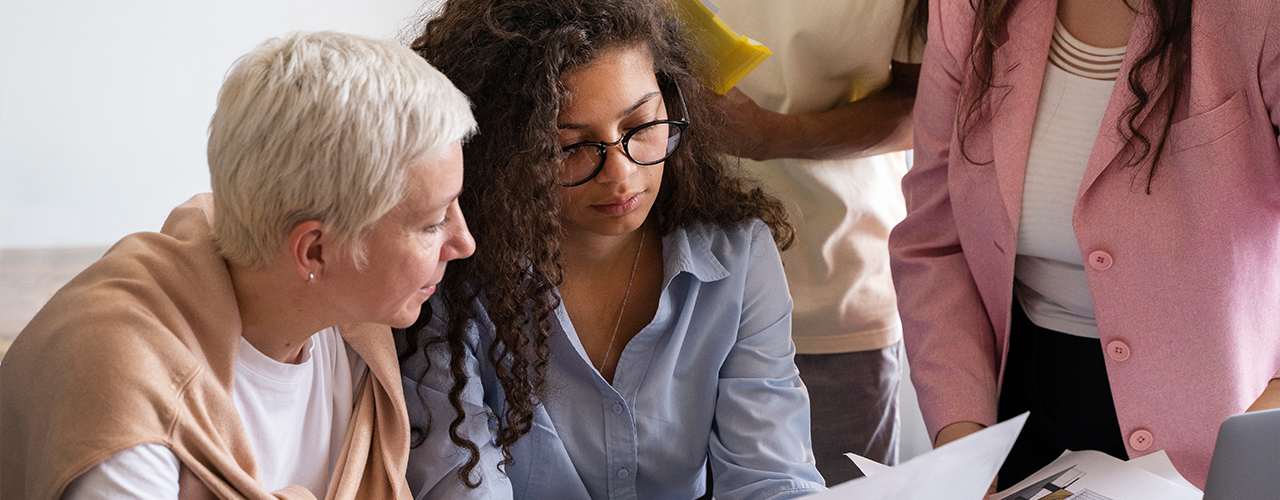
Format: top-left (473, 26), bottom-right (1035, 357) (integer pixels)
top-left (0, 194), bottom-right (412, 500)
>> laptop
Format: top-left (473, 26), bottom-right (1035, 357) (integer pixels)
top-left (1201, 407), bottom-right (1280, 500)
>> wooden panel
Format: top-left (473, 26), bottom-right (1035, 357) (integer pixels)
top-left (0, 247), bottom-right (106, 360)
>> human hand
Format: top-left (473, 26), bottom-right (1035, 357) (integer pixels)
top-left (1247, 379), bottom-right (1280, 412)
top-left (712, 87), bottom-right (790, 161)
top-left (935, 421), bottom-right (998, 497)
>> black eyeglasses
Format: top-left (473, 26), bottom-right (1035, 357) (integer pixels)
top-left (556, 81), bottom-right (690, 187)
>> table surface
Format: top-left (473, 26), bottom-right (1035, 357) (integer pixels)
top-left (0, 247), bottom-right (107, 361)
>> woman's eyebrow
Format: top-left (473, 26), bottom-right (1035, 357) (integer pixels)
top-left (557, 91), bottom-right (662, 130)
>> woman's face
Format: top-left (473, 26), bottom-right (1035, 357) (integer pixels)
top-left (555, 45), bottom-right (666, 239)
top-left (327, 142), bottom-right (475, 328)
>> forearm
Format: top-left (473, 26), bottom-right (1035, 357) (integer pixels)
top-left (721, 62), bottom-right (921, 162)
top-left (934, 421), bottom-right (987, 447)
top-left (744, 87), bottom-right (915, 161)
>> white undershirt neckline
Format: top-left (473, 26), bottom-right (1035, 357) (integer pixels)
top-left (1014, 19), bottom-right (1128, 339)
top-left (61, 327), bottom-right (363, 499)
top-left (233, 327), bottom-right (359, 493)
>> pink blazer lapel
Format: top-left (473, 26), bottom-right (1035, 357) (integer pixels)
top-left (989, 0), bottom-right (1056, 229)
top-left (1079, 0), bottom-right (1167, 197)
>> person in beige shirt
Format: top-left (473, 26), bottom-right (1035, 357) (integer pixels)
top-left (714, 0), bottom-right (926, 485)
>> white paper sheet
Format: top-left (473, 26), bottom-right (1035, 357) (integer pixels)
top-left (843, 452), bottom-right (891, 478)
top-left (1126, 450), bottom-right (1201, 493)
top-left (802, 413), bottom-right (1028, 499)
top-left (989, 449), bottom-right (1202, 500)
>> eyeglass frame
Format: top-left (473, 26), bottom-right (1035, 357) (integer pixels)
top-left (556, 79), bottom-right (691, 187)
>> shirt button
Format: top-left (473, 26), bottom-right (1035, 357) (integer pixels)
top-left (1129, 429), bottom-right (1154, 451)
top-left (612, 403), bottom-right (624, 415)
top-left (1088, 250), bottom-right (1113, 271)
top-left (617, 468), bottom-right (630, 479)
top-left (1106, 340), bottom-right (1131, 361)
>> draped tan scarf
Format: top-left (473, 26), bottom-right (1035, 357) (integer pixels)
top-left (0, 194), bottom-right (412, 500)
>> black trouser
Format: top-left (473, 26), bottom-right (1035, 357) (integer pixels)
top-left (995, 300), bottom-right (1128, 490)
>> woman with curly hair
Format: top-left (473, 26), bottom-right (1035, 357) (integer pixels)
top-left (394, 0), bottom-right (827, 497)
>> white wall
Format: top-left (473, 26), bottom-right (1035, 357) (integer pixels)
top-left (0, 0), bottom-right (433, 249)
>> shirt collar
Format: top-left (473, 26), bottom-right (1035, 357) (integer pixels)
top-left (662, 223), bottom-right (730, 285)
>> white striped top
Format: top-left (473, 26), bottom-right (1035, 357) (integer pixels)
top-left (1014, 19), bottom-right (1128, 339)
top-left (1048, 18), bottom-right (1126, 80)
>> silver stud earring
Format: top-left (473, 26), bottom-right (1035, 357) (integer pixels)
top-left (306, 273), bottom-right (315, 283)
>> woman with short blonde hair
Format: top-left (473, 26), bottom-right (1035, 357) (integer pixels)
top-left (0, 30), bottom-right (476, 499)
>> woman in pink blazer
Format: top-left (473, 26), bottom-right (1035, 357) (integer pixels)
top-left (891, 0), bottom-right (1280, 489)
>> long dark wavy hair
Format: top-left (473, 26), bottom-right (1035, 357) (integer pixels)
top-left (959, 0), bottom-right (1191, 193)
top-left (395, 0), bottom-right (794, 487)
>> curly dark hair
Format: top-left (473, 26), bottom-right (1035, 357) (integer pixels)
top-left (958, 0), bottom-right (1191, 194)
top-left (395, 0), bottom-right (795, 488)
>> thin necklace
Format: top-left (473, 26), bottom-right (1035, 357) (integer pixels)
top-left (598, 225), bottom-right (646, 375)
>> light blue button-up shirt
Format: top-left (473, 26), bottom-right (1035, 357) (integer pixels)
top-left (400, 220), bottom-right (826, 500)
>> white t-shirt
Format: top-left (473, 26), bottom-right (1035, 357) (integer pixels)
top-left (61, 327), bottom-right (363, 498)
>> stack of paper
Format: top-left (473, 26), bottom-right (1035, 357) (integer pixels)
top-left (990, 449), bottom-right (1201, 500)
top-left (810, 412), bottom-right (1202, 500)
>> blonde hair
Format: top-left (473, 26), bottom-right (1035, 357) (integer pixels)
top-left (208, 30), bottom-right (475, 268)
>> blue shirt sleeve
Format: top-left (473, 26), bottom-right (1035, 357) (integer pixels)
top-left (401, 303), bottom-right (514, 500)
top-left (709, 221), bottom-right (827, 500)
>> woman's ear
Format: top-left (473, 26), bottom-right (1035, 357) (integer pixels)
top-left (288, 220), bottom-right (327, 283)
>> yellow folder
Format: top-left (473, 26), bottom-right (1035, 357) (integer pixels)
top-left (674, 0), bottom-right (772, 94)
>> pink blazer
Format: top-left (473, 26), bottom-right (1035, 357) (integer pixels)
top-left (891, 0), bottom-right (1280, 487)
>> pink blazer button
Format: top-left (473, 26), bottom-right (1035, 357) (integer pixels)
top-left (1088, 250), bottom-right (1113, 270)
top-left (1129, 429), bottom-right (1154, 451)
top-left (1106, 340), bottom-right (1131, 361)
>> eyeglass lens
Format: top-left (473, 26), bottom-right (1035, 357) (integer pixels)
top-left (557, 122), bottom-right (683, 186)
